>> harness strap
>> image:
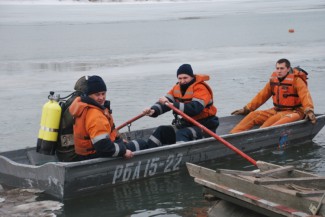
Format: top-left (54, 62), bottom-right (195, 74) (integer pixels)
top-left (273, 103), bottom-right (302, 110)
top-left (283, 93), bottom-right (299, 98)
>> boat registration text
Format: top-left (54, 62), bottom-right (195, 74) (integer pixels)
top-left (112, 153), bottom-right (183, 184)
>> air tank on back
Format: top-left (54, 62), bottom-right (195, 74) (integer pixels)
top-left (36, 91), bottom-right (62, 155)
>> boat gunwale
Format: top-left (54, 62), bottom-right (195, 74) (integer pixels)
top-left (44, 113), bottom-right (325, 169)
top-left (0, 114), bottom-right (324, 170)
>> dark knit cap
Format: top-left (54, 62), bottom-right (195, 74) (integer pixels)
top-left (177, 64), bottom-right (194, 77)
top-left (86, 75), bottom-right (107, 95)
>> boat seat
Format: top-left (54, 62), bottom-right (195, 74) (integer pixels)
top-left (27, 150), bottom-right (58, 166)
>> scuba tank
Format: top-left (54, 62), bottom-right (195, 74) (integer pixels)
top-left (36, 91), bottom-right (62, 155)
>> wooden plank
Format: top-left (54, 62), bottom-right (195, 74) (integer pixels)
top-left (194, 177), bottom-right (320, 217)
top-left (254, 177), bottom-right (325, 185)
top-left (257, 161), bottom-right (318, 178)
top-left (296, 191), bottom-right (325, 197)
top-left (255, 166), bottom-right (294, 178)
top-left (216, 169), bottom-right (259, 176)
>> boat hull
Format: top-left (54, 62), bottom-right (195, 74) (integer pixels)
top-left (1, 115), bottom-right (325, 199)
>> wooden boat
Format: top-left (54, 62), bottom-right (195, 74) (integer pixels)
top-left (186, 161), bottom-right (325, 217)
top-left (1, 114), bottom-right (325, 200)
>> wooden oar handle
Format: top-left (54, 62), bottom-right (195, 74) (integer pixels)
top-left (116, 113), bottom-right (145, 131)
top-left (165, 102), bottom-right (257, 166)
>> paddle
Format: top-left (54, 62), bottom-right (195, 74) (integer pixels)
top-left (116, 113), bottom-right (145, 131)
top-left (165, 102), bottom-right (257, 166)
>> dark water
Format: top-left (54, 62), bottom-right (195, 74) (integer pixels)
top-left (0, 1), bottom-right (325, 216)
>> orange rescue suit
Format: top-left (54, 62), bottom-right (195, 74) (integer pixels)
top-left (69, 97), bottom-right (118, 156)
top-left (230, 69), bottom-right (314, 133)
top-left (167, 74), bottom-right (217, 121)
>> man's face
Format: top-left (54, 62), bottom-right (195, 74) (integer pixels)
top-left (88, 91), bottom-right (106, 106)
top-left (177, 74), bottom-right (193, 85)
top-left (276, 62), bottom-right (290, 79)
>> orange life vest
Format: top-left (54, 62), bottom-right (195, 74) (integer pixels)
top-left (270, 69), bottom-right (303, 110)
top-left (70, 97), bottom-right (117, 156)
top-left (169, 74), bottom-right (217, 120)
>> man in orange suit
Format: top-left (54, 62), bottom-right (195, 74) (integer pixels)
top-left (230, 58), bottom-right (316, 134)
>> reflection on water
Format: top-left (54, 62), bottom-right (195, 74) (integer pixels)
top-left (62, 171), bottom-right (210, 217)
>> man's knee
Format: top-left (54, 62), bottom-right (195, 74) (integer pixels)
top-left (148, 125), bottom-right (176, 147)
top-left (230, 111), bottom-right (260, 133)
top-left (176, 127), bottom-right (202, 142)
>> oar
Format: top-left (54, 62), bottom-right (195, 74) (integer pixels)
top-left (165, 102), bottom-right (257, 166)
top-left (116, 113), bottom-right (145, 131)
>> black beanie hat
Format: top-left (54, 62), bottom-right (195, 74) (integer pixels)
top-left (86, 75), bottom-right (107, 95)
top-left (177, 64), bottom-right (194, 77)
